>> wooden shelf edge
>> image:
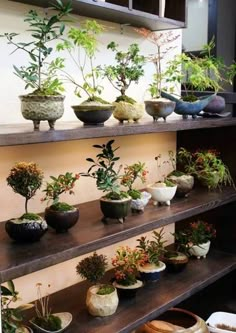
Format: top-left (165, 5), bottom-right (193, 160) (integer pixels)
top-left (0, 187), bottom-right (235, 283)
top-left (1, 118), bottom-right (236, 146)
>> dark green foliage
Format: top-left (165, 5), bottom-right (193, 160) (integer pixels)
top-left (164, 179), bottom-right (176, 187)
top-left (97, 285), bottom-right (115, 295)
top-left (76, 252), bottom-right (108, 284)
top-left (127, 189), bottom-right (142, 200)
top-left (33, 314), bottom-right (62, 331)
top-left (85, 96), bottom-right (110, 104)
top-left (182, 95), bottom-right (198, 102)
top-left (50, 202), bottom-right (74, 212)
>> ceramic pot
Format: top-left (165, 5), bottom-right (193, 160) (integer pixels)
top-left (189, 241), bottom-right (211, 259)
top-left (20, 94), bottom-right (65, 130)
top-left (5, 216), bottom-right (48, 242)
top-left (145, 98), bottom-right (176, 121)
top-left (131, 191), bottom-right (152, 213)
top-left (100, 196), bottom-right (131, 223)
top-left (30, 312), bottom-right (72, 333)
top-left (163, 251), bottom-right (189, 273)
top-left (72, 102), bottom-right (114, 125)
top-left (45, 206), bottom-right (79, 233)
top-left (113, 279), bottom-right (143, 299)
top-left (168, 174), bottom-right (194, 198)
top-left (203, 95), bottom-right (226, 114)
top-left (138, 261), bottom-right (166, 282)
top-left (86, 285), bottom-right (119, 317)
top-left (112, 101), bottom-right (144, 122)
top-left (147, 183), bottom-right (177, 206)
top-left (136, 308), bottom-right (208, 333)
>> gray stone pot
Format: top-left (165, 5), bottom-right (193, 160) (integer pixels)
top-left (168, 174), bottom-right (194, 197)
top-left (145, 98), bottom-right (176, 121)
top-left (20, 94), bottom-right (65, 130)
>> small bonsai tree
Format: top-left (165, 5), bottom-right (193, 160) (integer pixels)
top-left (7, 162), bottom-right (43, 219)
top-left (121, 162), bottom-right (148, 199)
top-left (32, 283), bottom-right (62, 331)
top-left (42, 172), bottom-right (80, 211)
top-left (81, 139), bottom-right (128, 200)
top-left (0, 1), bottom-right (72, 95)
top-left (155, 154), bottom-right (176, 187)
top-left (104, 42), bottom-right (145, 104)
top-left (57, 20), bottom-right (109, 103)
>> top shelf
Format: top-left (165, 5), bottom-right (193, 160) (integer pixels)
top-left (1, 117), bottom-right (236, 147)
top-left (10, 0), bottom-right (186, 31)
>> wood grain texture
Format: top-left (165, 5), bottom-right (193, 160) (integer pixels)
top-left (1, 118), bottom-right (236, 147)
top-left (24, 249), bottom-right (236, 333)
top-left (0, 187), bottom-right (235, 283)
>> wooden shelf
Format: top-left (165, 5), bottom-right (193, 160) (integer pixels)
top-left (25, 249), bottom-right (236, 333)
top-left (0, 187), bottom-right (236, 283)
top-left (1, 118), bottom-right (236, 147)
top-left (10, 0), bottom-right (185, 31)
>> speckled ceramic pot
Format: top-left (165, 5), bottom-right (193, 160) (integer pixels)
top-left (168, 174), bottom-right (194, 197)
top-left (45, 206), bottom-right (79, 233)
top-left (145, 98), bottom-right (176, 121)
top-left (20, 94), bottom-right (65, 130)
top-left (113, 102), bottom-right (144, 122)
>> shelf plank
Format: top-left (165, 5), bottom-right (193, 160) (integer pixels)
top-left (1, 118), bottom-right (236, 147)
top-left (25, 249), bottom-right (236, 333)
top-left (0, 187), bottom-right (236, 283)
top-left (10, 0), bottom-right (185, 31)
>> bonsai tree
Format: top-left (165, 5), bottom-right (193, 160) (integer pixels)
top-left (121, 162), bottom-right (148, 199)
top-left (7, 161), bottom-right (43, 219)
top-left (104, 42), bottom-right (145, 104)
top-left (2, 280), bottom-right (33, 333)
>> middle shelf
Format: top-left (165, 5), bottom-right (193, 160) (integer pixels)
top-left (0, 187), bottom-right (236, 283)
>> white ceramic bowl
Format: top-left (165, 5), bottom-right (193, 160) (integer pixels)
top-left (30, 312), bottom-right (72, 333)
top-left (206, 311), bottom-right (236, 333)
top-left (147, 184), bottom-right (177, 206)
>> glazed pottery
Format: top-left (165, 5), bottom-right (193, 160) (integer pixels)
top-left (20, 94), bottom-right (65, 130)
top-left (112, 101), bottom-right (144, 122)
top-left (168, 174), bottom-right (194, 197)
top-left (138, 261), bottom-right (166, 282)
top-left (136, 307), bottom-right (208, 333)
top-left (147, 183), bottom-right (177, 206)
top-left (144, 98), bottom-right (176, 121)
top-left (189, 241), bottom-right (211, 259)
top-left (5, 216), bottom-right (47, 242)
top-left (30, 312), bottom-right (72, 333)
top-left (45, 206), bottom-right (79, 233)
top-left (131, 191), bottom-right (152, 213)
top-left (100, 196), bottom-right (131, 223)
top-left (72, 102), bottom-right (114, 125)
top-left (163, 251), bottom-right (189, 273)
top-left (206, 311), bottom-right (236, 333)
top-left (203, 95), bottom-right (226, 114)
top-left (113, 279), bottom-right (143, 299)
top-left (86, 285), bottom-right (119, 317)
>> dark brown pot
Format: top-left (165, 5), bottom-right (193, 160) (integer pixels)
top-left (45, 206), bottom-right (79, 233)
top-left (100, 197), bottom-right (131, 224)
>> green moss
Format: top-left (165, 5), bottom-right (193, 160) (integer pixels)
top-left (128, 189), bottom-right (141, 200)
top-left (168, 170), bottom-right (185, 177)
top-left (33, 315), bottom-right (62, 331)
top-left (97, 285), bottom-right (115, 295)
top-left (20, 213), bottom-right (41, 220)
top-left (105, 191), bottom-right (129, 200)
top-left (85, 96), bottom-right (110, 104)
top-left (30, 89), bottom-right (61, 96)
top-left (182, 95), bottom-right (198, 102)
top-left (115, 95), bottom-right (136, 104)
top-left (50, 202), bottom-right (74, 212)
top-left (164, 179), bottom-right (176, 187)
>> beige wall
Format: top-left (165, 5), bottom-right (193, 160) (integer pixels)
top-left (0, 0), bottom-right (181, 304)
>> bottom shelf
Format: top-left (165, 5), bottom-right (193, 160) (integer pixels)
top-left (26, 249), bottom-right (236, 333)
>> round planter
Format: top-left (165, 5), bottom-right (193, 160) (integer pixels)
top-left (72, 103), bottom-right (114, 125)
top-left (20, 94), bottom-right (65, 130)
top-left (113, 101), bottom-right (144, 122)
top-left (189, 241), bottom-right (211, 259)
top-left (44, 206), bottom-right (79, 233)
top-left (100, 196), bottom-right (131, 224)
top-left (131, 191), bottom-right (152, 213)
top-left (163, 251), bottom-right (189, 273)
top-left (144, 98), bottom-right (176, 121)
top-left (5, 216), bottom-right (48, 242)
top-left (30, 312), bottom-right (72, 333)
top-left (203, 95), bottom-right (226, 114)
top-left (147, 183), bottom-right (177, 206)
top-left (86, 285), bottom-right (119, 317)
top-left (168, 174), bottom-right (194, 198)
top-left (136, 308), bottom-right (208, 333)
top-left (113, 279), bottom-right (143, 299)
top-left (138, 261), bottom-right (166, 282)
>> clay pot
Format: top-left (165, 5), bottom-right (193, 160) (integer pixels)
top-left (147, 183), bottom-right (177, 206)
top-left (113, 280), bottom-right (143, 299)
top-left (72, 102), bottom-right (114, 125)
top-left (168, 174), bottom-right (194, 198)
top-left (138, 261), bottom-right (166, 282)
top-left (45, 206), bottom-right (79, 233)
top-left (189, 241), bottom-right (211, 259)
top-left (145, 98), bottom-right (176, 121)
top-left (163, 251), bottom-right (189, 273)
top-left (112, 102), bottom-right (144, 122)
top-left (100, 196), bottom-right (131, 224)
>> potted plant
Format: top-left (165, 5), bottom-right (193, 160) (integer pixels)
top-left (5, 162), bottom-right (47, 242)
top-left (81, 139), bottom-right (131, 223)
top-left (30, 283), bottom-right (72, 332)
top-left (57, 20), bottom-right (114, 125)
top-left (177, 147), bottom-right (235, 190)
top-left (2, 280), bottom-right (34, 333)
top-left (76, 252), bottom-right (119, 317)
top-left (104, 42), bottom-right (145, 122)
top-left (111, 246), bottom-right (143, 298)
top-left (147, 154), bottom-right (177, 206)
top-left (42, 172), bottom-right (80, 233)
top-left (136, 229), bottom-right (166, 282)
top-left (135, 28), bottom-right (178, 121)
top-left (121, 162), bottom-right (151, 213)
top-left (1, 1), bottom-right (72, 130)
top-left (163, 250), bottom-right (189, 273)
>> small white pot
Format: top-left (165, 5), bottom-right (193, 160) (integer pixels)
top-left (131, 191), bottom-right (152, 212)
top-left (147, 183), bottom-right (177, 206)
top-left (189, 241), bottom-right (211, 259)
top-left (86, 285), bottom-right (119, 317)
